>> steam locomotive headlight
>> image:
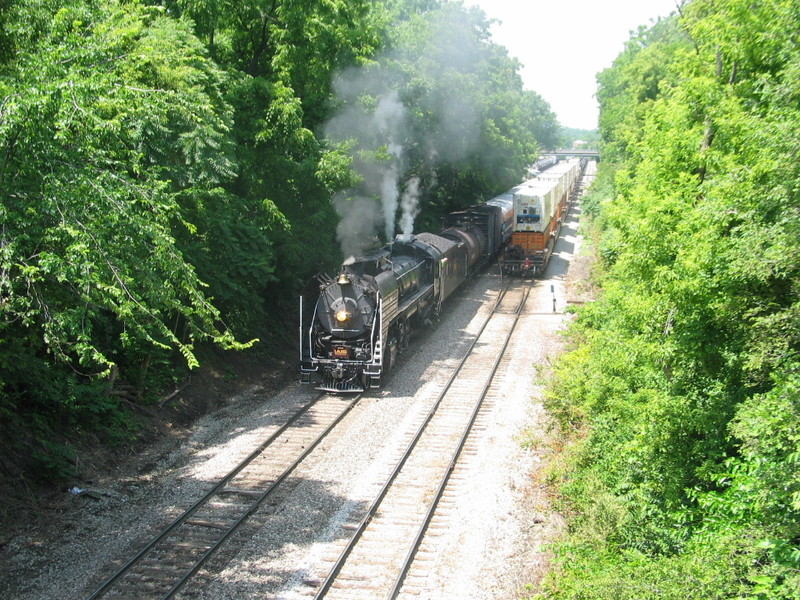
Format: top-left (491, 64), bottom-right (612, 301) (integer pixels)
top-left (335, 309), bottom-right (349, 323)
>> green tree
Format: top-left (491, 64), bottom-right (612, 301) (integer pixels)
top-left (541, 1), bottom-right (800, 597)
top-left (164, 0), bottom-right (381, 297)
top-left (0, 0), bottom-right (250, 473)
top-left (324, 0), bottom-right (559, 240)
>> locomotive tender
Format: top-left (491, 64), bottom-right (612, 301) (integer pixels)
top-left (300, 197), bottom-right (513, 392)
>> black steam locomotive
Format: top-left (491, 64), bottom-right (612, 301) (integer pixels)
top-left (300, 200), bottom-right (513, 392)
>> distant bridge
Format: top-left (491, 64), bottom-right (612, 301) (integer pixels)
top-left (546, 149), bottom-right (600, 159)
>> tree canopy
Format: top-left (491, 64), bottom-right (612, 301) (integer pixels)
top-left (543, 1), bottom-right (800, 597)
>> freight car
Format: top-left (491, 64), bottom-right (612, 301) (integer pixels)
top-left (300, 199), bottom-right (512, 392)
top-left (529, 154), bottom-right (557, 176)
top-left (502, 158), bottom-right (586, 277)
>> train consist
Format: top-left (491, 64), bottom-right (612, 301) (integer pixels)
top-left (299, 157), bottom-right (586, 392)
top-left (502, 157), bottom-right (586, 277)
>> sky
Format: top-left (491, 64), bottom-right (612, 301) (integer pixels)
top-left (460, 0), bottom-right (681, 130)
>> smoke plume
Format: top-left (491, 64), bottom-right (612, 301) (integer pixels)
top-left (399, 177), bottom-right (420, 241)
top-left (325, 81), bottom-right (410, 259)
top-left (324, 5), bottom-right (487, 259)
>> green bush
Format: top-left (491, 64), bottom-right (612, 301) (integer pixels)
top-left (538, 2), bottom-right (800, 597)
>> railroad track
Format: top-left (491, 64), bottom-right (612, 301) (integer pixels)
top-left (309, 284), bottom-right (530, 599)
top-left (86, 281), bottom-right (530, 600)
top-left (86, 393), bottom-right (361, 600)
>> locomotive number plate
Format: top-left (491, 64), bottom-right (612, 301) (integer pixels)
top-left (333, 346), bottom-right (350, 359)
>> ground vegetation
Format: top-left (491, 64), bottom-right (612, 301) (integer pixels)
top-left (539, 1), bottom-right (800, 598)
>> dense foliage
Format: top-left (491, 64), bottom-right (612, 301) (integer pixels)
top-left (539, 1), bottom-right (800, 598)
top-left (0, 0), bottom-right (559, 481)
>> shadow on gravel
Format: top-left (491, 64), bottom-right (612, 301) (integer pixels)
top-left (182, 478), bottom-right (372, 598)
top-left (377, 272), bottom-right (500, 398)
top-left (544, 203), bottom-right (582, 281)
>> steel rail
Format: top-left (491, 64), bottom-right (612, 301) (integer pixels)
top-left (87, 392), bottom-right (358, 600)
top-left (387, 286), bottom-right (530, 599)
top-left (161, 394), bottom-right (360, 599)
top-left (313, 285), bottom-right (511, 599)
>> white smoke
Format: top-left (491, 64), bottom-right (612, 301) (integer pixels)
top-left (334, 194), bottom-right (383, 261)
top-left (399, 177), bottom-right (421, 241)
top-left (380, 164), bottom-right (400, 243)
top-left (324, 6), bottom-right (489, 257)
top-left (325, 83), bottom-right (411, 256)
